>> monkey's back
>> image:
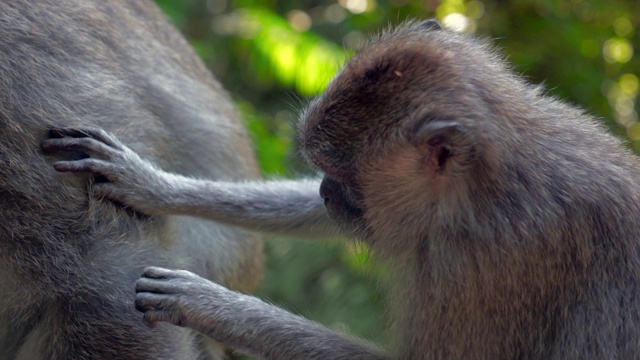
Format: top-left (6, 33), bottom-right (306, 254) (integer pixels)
top-left (409, 64), bottom-right (640, 360)
top-left (0, 1), bottom-right (262, 358)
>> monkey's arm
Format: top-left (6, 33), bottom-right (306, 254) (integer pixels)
top-left (41, 128), bottom-right (337, 238)
top-left (135, 267), bottom-right (390, 360)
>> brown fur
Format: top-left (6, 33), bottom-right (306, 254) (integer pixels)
top-left (302, 20), bottom-right (640, 358)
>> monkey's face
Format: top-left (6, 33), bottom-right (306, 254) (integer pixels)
top-left (300, 20), bottom-right (503, 242)
top-left (318, 175), bottom-right (367, 237)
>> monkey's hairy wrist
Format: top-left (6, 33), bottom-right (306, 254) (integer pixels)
top-left (171, 278), bottom-right (386, 359)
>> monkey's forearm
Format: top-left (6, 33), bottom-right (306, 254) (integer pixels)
top-left (195, 288), bottom-right (390, 360)
top-left (160, 176), bottom-right (338, 238)
top-left (42, 128), bottom-right (338, 238)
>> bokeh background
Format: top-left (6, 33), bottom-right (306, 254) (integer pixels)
top-left (154, 0), bottom-right (639, 348)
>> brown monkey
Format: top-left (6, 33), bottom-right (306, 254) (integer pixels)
top-left (43, 20), bottom-right (640, 359)
top-left (1, 0), bottom-right (263, 359)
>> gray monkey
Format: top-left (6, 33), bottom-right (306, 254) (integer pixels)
top-left (2, 0), bottom-right (263, 358)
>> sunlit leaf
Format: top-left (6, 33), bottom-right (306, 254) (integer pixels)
top-left (236, 8), bottom-right (352, 96)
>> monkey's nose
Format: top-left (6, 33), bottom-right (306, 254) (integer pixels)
top-left (319, 176), bottom-right (338, 201)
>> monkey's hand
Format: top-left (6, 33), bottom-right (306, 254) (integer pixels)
top-left (41, 127), bottom-right (174, 215)
top-left (135, 267), bottom-right (389, 359)
top-left (135, 267), bottom-right (219, 330)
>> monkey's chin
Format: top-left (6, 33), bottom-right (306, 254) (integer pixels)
top-left (324, 204), bottom-right (369, 240)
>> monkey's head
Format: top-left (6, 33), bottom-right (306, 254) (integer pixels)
top-left (300, 20), bottom-right (522, 244)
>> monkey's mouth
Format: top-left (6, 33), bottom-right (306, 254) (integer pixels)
top-left (319, 175), bottom-right (367, 235)
top-left (323, 196), bottom-right (363, 217)
top-left (324, 197), bottom-right (366, 233)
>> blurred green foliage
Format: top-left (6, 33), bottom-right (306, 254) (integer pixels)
top-left (155, 0), bottom-right (639, 347)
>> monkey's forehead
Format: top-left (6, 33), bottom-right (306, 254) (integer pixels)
top-left (301, 35), bottom-right (478, 128)
top-left (351, 34), bottom-right (495, 87)
top-left (313, 26), bottom-right (516, 121)
top-left (298, 24), bottom-right (519, 168)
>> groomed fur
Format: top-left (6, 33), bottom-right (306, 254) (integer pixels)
top-left (0, 1), bottom-right (263, 358)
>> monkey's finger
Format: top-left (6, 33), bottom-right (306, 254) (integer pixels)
top-left (141, 311), bottom-right (161, 327)
top-left (135, 293), bottom-right (184, 327)
top-left (142, 310), bottom-right (184, 328)
top-left (49, 127), bottom-right (123, 149)
top-left (53, 159), bottom-right (113, 174)
top-left (42, 137), bottom-right (119, 159)
top-left (135, 294), bottom-right (182, 328)
top-left (141, 312), bottom-right (158, 328)
top-left (92, 183), bottom-right (125, 201)
top-left (135, 277), bottom-right (181, 294)
top-left (135, 292), bottom-right (174, 311)
top-left (141, 266), bottom-right (180, 280)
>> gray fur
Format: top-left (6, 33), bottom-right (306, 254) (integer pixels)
top-left (1, 1), bottom-right (263, 359)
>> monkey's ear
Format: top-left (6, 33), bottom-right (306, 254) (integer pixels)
top-left (418, 19), bottom-right (442, 32)
top-left (414, 120), bottom-right (472, 174)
